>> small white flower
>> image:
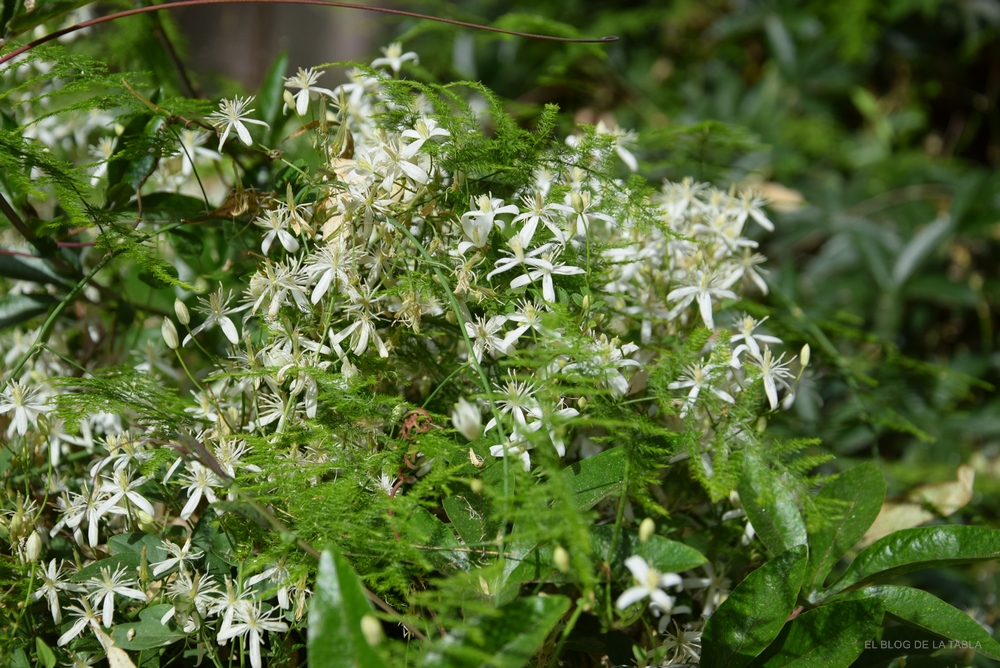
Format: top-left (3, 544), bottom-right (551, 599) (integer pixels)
top-left (371, 42), bottom-right (418, 75)
top-left (0, 379), bottom-right (48, 437)
top-left (208, 95), bottom-right (270, 151)
top-left (283, 67), bottom-right (336, 116)
top-left (216, 602), bottom-right (289, 668)
top-left (85, 565), bottom-right (146, 628)
top-left (452, 398), bottom-right (482, 441)
top-left (616, 555), bottom-right (685, 618)
top-left (184, 286), bottom-right (250, 346)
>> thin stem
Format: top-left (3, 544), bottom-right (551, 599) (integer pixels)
top-left (0, 0), bottom-right (618, 67)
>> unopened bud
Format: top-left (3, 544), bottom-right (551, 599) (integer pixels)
top-left (452, 398), bottom-right (482, 442)
top-left (25, 530), bottom-right (42, 562)
top-left (553, 546), bottom-right (570, 573)
top-left (470, 478), bottom-right (484, 494)
top-left (35, 413), bottom-right (50, 438)
top-left (136, 510), bottom-right (157, 534)
top-left (360, 614), bottom-right (383, 646)
top-left (162, 318), bottom-right (179, 350)
top-left (756, 416), bottom-right (767, 432)
top-left (800, 343), bottom-right (810, 368)
top-left (174, 299), bottom-right (190, 325)
top-left (283, 90), bottom-right (297, 114)
top-left (638, 517), bottom-right (655, 543)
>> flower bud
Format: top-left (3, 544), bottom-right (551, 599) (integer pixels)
top-left (25, 530), bottom-right (42, 562)
top-left (638, 517), bottom-right (655, 543)
top-left (553, 546), bottom-right (570, 573)
top-left (452, 397), bottom-right (481, 441)
top-left (35, 413), bottom-right (50, 438)
top-left (800, 343), bottom-right (810, 368)
top-left (470, 478), bottom-right (484, 494)
top-left (361, 614), bottom-right (383, 646)
top-left (162, 318), bottom-right (179, 350)
top-left (174, 299), bottom-right (190, 325)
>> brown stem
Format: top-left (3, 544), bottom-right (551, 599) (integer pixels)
top-left (0, 0), bottom-right (617, 67)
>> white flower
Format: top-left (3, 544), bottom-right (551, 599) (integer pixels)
top-left (97, 468), bottom-right (156, 521)
top-left (730, 315), bottom-right (782, 360)
top-left (283, 67), bottom-right (335, 116)
top-left (151, 538), bottom-right (204, 577)
top-left (0, 378), bottom-right (48, 437)
top-left (401, 116), bottom-right (450, 158)
top-left (666, 268), bottom-right (737, 330)
top-left (748, 347), bottom-right (796, 410)
top-left (184, 286), bottom-right (250, 346)
top-left (208, 95), bottom-right (270, 151)
top-left (616, 555), bottom-right (683, 613)
top-left (451, 397), bottom-right (482, 441)
top-left (178, 460), bottom-right (223, 520)
top-left (57, 597), bottom-right (100, 646)
top-left (668, 363), bottom-right (735, 417)
top-left (489, 424), bottom-right (539, 472)
top-left (85, 565), bottom-right (146, 627)
top-left (32, 559), bottom-right (83, 623)
top-left (371, 42), bottom-right (418, 75)
top-left (458, 193), bottom-right (519, 254)
top-left (508, 247), bottom-right (585, 303)
top-left (255, 209), bottom-right (300, 255)
top-left (216, 602), bottom-right (289, 668)
top-left (464, 314), bottom-right (509, 363)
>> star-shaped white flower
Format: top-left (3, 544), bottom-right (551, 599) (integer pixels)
top-left (208, 95), bottom-right (270, 151)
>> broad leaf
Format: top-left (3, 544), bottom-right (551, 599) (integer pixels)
top-left (4, 0), bottom-right (91, 38)
top-left (0, 292), bottom-right (54, 330)
top-left (35, 637), bottom-right (56, 668)
top-left (309, 548), bottom-right (389, 668)
top-left (738, 453), bottom-right (807, 556)
top-left (823, 526), bottom-right (1000, 597)
top-left (701, 545), bottom-right (808, 668)
top-left (71, 553), bottom-right (142, 583)
top-left (562, 446), bottom-right (627, 510)
top-left (837, 586), bottom-right (1000, 660)
top-left (0, 254), bottom-right (67, 287)
top-left (399, 505), bottom-right (470, 572)
top-left (112, 604), bottom-right (187, 651)
top-left (804, 462), bottom-right (885, 597)
top-left (591, 525), bottom-right (707, 576)
top-left (750, 599), bottom-right (884, 668)
top-left (419, 595), bottom-right (570, 667)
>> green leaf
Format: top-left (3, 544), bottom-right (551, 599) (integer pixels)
top-left (750, 599), bottom-right (884, 668)
top-left (112, 604), bottom-right (187, 650)
top-left (258, 51), bottom-right (289, 145)
top-left (701, 545), bottom-right (808, 668)
top-left (738, 452), bottom-right (807, 556)
top-left (591, 525), bottom-right (707, 576)
top-left (71, 553), bottom-right (141, 583)
top-left (838, 586), bottom-right (1000, 660)
top-left (399, 505), bottom-right (470, 572)
top-left (804, 462), bottom-right (885, 597)
top-left (0, 292), bottom-right (54, 330)
top-left (0, 254), bottom-right (68, 287)
top-left (35, 637), bottom-right (57, 668)
top-left (106, 112), bottom-right (155, 192)
top-left (443, 487), bottom-right (498, 549)
top-left (309, 548), bottom-right (389, 668)
top-left (108, 532), bottom-right (168, 564)
top-left (824, 526), bottom-right (1000, 597)
top-left (420, 595), bottom-right (570, 667)
top-left (9, 647), bottom-right (29, 668)
top-left (4, 0), bottom-right (91, 38)
top-left (562, 446), bottom-right (627, 510)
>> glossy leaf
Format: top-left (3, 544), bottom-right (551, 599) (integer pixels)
top-left (738, 453), bottom-right (807, 556)
top-left (35, 637), bottom-right (56, 668)
top-left (562, 446), bottom-right (627, 510)
top-left (309, 548), bottom-right (388, 668)
top-left (823, 526), bottom-right (1000, 597)
top-left (0, 254), bottom-right (67, 287)
top-left (750, 599), bottom-right (884, 668)
top-left (419, 595), bottom-right (570, 667)
top-left (112, 605), bottom-right (186, 651)
top-left (4, 0), bottom-right (91, 38)
top-left (839, 586), bottom-right (1000, 660)
top-left (701, 545), bottom-right (808, 668)
top-left (804, 462), bottom-right (885, 597)
top-left (591, 525), bottom-right (707, 576)
top-left (71, 553), bottom-right (141, 583)
top-left (0, 292), bottom-right (54, 330)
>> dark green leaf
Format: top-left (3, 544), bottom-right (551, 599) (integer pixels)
top-left (4, 0), bottom-right (91, 38)
top-left (138, 193), bottom-right (208, 222)
top-left (419, 595), bottom-right (570, 668)
top-left (112, 604), bottom-right (187, 650)
top-left (0, 292), bottom-right (54, 330)
top-left (443, 487), bottom-right (498, 549)
top-left (824, 526), bottom-right (1000, 597)
top-left (309, 548), bottom-right (389, 668)
top-left (750, 599), bottom-right (884, 668)
top-left (562, 446), bottom-right (627, 510)
top-left (106, 112), bottom-right (154, 191)
top-left (837, 586), bottom-right (1000, 660)
top-left (258, 51), bottom-right (289, 145)
top-left (399, 505), bottom-right (469, 571)
top-left (108, 532), bottom-right (168, 564)
top-left (9, 647), bottom-right (29, 668)
top-left (167, 227), bottom-right (204, 259)
top-left (591, 525), bottom-right (707, 576)
top-left (35, 637), bottom-right (56, 668)
top-left (71, 553), bottom-right (142, 583)
top-left (701, 545), bottom-right (808, 668)
top-left (0, 254), bottom-right (67, 287)
top-left (804, 462), bottom-right (885, 597)
top-left (738, 452), bottom-right (807, 556)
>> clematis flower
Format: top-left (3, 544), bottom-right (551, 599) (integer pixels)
top-left (283, 67), bottom-right (335, 116)
top-left (208, 95), bottom-right (269, 151)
